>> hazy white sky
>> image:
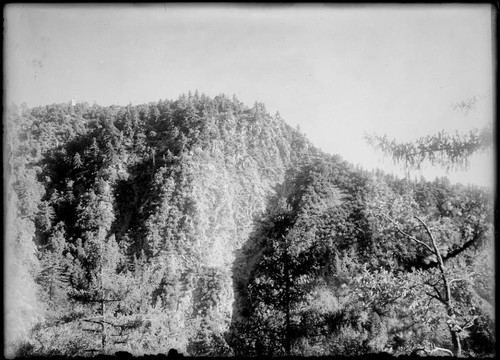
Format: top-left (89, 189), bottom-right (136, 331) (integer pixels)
top-left (5, 4), bottom-right (494, 187)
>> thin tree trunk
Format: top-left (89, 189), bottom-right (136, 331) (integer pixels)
top-left (100, 235), bottom-right (106, 354)
top-left (448, 308), bottom-right (462, 357)
top-left (416, 217), bottom-right (461, 357)
top-left (101, 298), bottom-right (106, 352)
top-left (283, 237), bottom-right (291, 356)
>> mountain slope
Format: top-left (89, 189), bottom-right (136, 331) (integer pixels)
top-left (5, 93), bottom-right (318, 356)
top-left (5, 92), bottom-right (494, 357)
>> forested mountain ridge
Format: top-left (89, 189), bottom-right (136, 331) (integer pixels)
top-left (5, 92), bottom-right (494, 357)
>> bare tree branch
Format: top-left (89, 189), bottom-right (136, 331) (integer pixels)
top-left (415, 216), bottom-right (452, 305)
top-left (426, 291), bottom-right (442, 303)
top-left (380, 214), bottom-right (434, 253)
top-left (426, 285), bottom-right (446, 305)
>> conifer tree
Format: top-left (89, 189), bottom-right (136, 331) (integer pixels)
top-left (365, 96), bottom-right (493, 171)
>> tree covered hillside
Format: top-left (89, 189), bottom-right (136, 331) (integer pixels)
top-left (230, 159), bottom-right (494, 357)
top-left (5, 92), bottom-right (494, 357)
top-left (5, 92), bottom-right (317, 356)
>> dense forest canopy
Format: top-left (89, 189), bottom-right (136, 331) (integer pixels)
top-left (4, 92), bottom-right (494, 357)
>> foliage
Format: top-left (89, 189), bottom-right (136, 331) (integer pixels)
top-left (365, 125), bottom-right (493, 170)
top-left (230, 158), bottom-right (369, 355)
top-left (231, 156), bottom-right (493, 356)
top-left (4, 93), bottom-right (494, 357)
top-left (5, 93), bottom-right (314, 356)
top-left (365, 94), bottom-right (493, 172)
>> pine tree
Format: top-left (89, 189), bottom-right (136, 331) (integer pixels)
top-left (365, 96), bottom-right (492, 171)
top-left (36, 224), bottom-right (71, 307)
